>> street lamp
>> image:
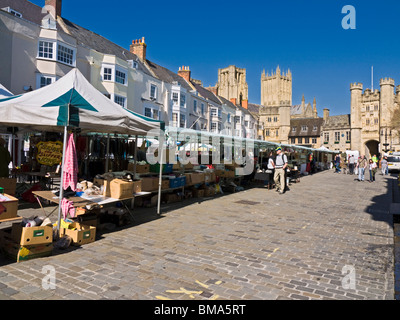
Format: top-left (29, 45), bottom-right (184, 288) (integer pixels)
top-left (382, 127), bottom-right (390, 153)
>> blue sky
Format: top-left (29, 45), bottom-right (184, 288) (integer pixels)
top-left (30, 0), bottom-right (400, 116)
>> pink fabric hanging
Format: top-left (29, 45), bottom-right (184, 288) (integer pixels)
top-left (63, 133), bottom-right (78, 191)
top-left (61, 198), bottom-right (75, 220)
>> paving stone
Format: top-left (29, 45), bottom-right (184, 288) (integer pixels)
top-left (0, 171), bottom-right (395, 300)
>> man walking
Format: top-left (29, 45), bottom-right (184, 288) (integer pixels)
top-left (357, 155), bottom-right (367, 181)
top-left (273, 147), bottom-right (288, 194)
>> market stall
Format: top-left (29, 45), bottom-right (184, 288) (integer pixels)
top-left (0, 69), bottom-right (164, 255)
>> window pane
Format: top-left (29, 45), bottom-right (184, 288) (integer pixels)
top-left (57, 44), bottom-right (74, 65)
top-left (103, 68), bottom-right (112, 81)
top-left (115, 70), bottom-right (126, 84)
top-left (180, 94), bottom-right (186, 107)
top-left (150, 85), bottom-right (156, 98)
top-left (114, 95), bottom-right (126, 107)
top-left (38, 41), bottom-right (53, 59)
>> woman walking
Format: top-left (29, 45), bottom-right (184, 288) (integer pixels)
top-left (369, 159), bottom-right (377, 182)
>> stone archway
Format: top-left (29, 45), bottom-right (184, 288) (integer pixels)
top-left (364, 140), bottom-right (379, 158)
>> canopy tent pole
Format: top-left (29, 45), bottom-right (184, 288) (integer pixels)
top-left (56, 124), bottom-right (68, 232)
top-left (133, 135), bottom-right (138, 177)
top-left (157, 140), bottom-right (164, 215)
top-left (105, 133), bottom-right (110, 173)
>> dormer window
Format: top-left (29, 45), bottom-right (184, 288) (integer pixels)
top-left (37, 40), bottom-right (76, 66)
top-left (2, 7), bottom-right (22, 18)
top-left (127, 60), bottom-right (138, 69)
top-left (101, 64), bottom-right (127, 86)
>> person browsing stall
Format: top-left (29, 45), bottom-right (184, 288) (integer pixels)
top-left (0, 138), bottom-right (11, 178)
top-left (272, 146), bottom-right (288, 194)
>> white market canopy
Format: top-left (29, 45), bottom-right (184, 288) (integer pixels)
top-left (0, 68), bottom-right (163, 135)
top-left (0, 84), bottom-right (13, 99)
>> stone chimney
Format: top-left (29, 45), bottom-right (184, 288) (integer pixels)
top-left (323, 108), bottom-right (330, 121)
top-left (178, 66), bottom-right (191, 83)
top-left (45, 0), bottom-right (62, 18)
top-left (130, 37), bottom-right (147, 62)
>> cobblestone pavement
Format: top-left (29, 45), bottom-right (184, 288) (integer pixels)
top-left (0, 170), bottom-right (395, 300)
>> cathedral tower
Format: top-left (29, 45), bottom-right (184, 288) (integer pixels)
top-left (261, 66), bottom-right (292, 107)
top-left (215, 65), bottom-right (248, 107)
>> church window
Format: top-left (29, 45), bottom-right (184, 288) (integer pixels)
top-left (273, 117), bottom-right (278, 122)
top-left (374, 118), bottom-right (378, 125)
top-left (366, 119), bottom-right (370, 125)
top-left (366, 106), bottom-right (370, 112)
top-left (267, 117), bottom-right (271, 122)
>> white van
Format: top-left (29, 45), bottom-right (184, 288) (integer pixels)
top-left (387, 155), bottom-right (400, 172)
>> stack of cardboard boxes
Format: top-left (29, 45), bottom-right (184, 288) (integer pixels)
top-left (0, 222), bottom-right (53, 263)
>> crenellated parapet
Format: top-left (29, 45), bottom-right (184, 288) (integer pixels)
top-left (350, 82), bottom-right (363, 90)
top-left (380, 77), bottom-right (395, 86)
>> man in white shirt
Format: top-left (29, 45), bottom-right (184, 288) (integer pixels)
top-left (273, 146), bottom-right (288, 194)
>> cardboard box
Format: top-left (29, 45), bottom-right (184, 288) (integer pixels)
top-left (184, 173), bottom-right (192, 185)
top-left (0, 178), bottom-right (17, 196)
top-left (127, 163), bottom-right (150, 173)
top-left (164, 193), bottom-right (182, 203)
top-left (110, 179), bottom-right (137, 199)
top-left (94, 178), bottom-right (112, 197)
top-left (191, 173), bottom-right (205, 184)
top-left (141, 177), bottom-right (158, 191)
top-left (11, 223), bottom-right (53, 246)
top-left (162, 180), bottom-right (170, 190)
top-left (204, 172), bottom-right (213, 183)
top-left (0, 193), bottom-right (18, 221)
top-left (217, 170), bottom-right (235, 178)
top-left (192, 188), bottom-right (204, 198)
top-left (62, 222), bottom-right (96, 246)
top-left (203, 187), bottom-right (216, 197)
top-left (0, 229), bottom-right (53, 263)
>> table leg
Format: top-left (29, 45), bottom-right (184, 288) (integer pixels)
top-left (34, 195), bottom-right (59, 218)
top-left (122, 200), bottom-right (135, 223)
